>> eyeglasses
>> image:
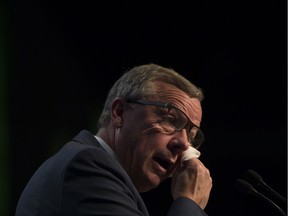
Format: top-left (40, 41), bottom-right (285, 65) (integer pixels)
top-left (126, 99), bottom-right (205, 149)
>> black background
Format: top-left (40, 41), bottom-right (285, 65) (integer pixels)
top-left (5, 0), bottom-right (287, 215)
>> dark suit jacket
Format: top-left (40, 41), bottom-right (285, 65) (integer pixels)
top-left (16, 130), bottom-right (207, 216)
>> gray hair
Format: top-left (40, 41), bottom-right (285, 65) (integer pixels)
top-left (97, 63), bottom-right (204, 129)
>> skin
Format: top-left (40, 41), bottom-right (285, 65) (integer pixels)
top-left (97, 81), bottom-right (212, 209)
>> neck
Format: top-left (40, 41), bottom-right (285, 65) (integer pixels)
top-left (96, 127), bottom-right (115, 151)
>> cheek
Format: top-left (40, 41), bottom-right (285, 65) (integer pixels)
top-left (119, 112), bottom-right (169, 165)
top-left (137, 133), bottom-right (167, 157)
top-left (130, 133), bottom-right (165, 161)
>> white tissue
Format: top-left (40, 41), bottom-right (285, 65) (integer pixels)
top-left (181, 146), bottom-right (201, 161)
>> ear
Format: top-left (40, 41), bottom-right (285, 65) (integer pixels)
top-left (111, 97), bottom-right (126, 128)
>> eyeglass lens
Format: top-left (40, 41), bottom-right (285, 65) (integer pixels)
top-left (165, 107), bottom-right (204, 148)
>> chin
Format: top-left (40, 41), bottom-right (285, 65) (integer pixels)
top-left (135, 172), bottom-right (162, 192)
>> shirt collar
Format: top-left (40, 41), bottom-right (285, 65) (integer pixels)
top-left (94, 135), bottom-right (119, 161)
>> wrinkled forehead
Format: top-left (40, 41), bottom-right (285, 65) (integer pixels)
top-left (181, 98), bottom-right (202, 126)
top-left (154, 82), bottom-right (202, 126)
top-left (172, 97), bottom-right (202, 127)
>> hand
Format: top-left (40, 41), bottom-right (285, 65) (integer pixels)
top-left (171, 158), bottom-right (212, 209)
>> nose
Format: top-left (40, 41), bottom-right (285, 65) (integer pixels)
top-left (167, 129), bottom-right (190, 155)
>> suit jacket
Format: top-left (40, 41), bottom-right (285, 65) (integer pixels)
top-left (16, 130), bottom-right (207, 216)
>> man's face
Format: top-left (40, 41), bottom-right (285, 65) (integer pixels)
top-left (113, 81), bottom-right (203, 192)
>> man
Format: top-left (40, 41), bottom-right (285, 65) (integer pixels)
top-left (16, 63), bottom-right (212, 215)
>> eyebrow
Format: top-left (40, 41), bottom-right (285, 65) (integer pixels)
top-left (126, 99), bottom-right (197, 127)
top-left (126, 99), bottom-right (173, 109)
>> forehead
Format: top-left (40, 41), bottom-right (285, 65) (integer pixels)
top-left (153, 81), bottom-right (202, 126)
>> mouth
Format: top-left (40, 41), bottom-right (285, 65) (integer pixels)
top-left (153, 156), bottom-right (173, 171)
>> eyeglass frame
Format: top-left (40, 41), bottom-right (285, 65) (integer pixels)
top-left (126, 99), bottom-right (205, 149)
